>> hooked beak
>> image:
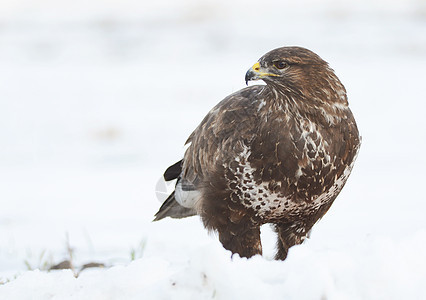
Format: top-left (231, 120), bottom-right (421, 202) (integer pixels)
top-left (245, 62), bottom-right (280, 85)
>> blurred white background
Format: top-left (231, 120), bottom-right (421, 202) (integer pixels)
top-left (1, 0), bottom-right (426, 280)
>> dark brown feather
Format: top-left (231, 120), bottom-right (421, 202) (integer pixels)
top-left (163, 160), bottom-right (182, 181)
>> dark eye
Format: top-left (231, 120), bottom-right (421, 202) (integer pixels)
top-left (274, 61), bottom-right (288, 69)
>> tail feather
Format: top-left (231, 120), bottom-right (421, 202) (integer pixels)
top-left (154, 159), bottom-right (197, 221)
top-left (153, 191), bottom-right (197, 221)
top-left (163, 160), bottom-right (182, 181)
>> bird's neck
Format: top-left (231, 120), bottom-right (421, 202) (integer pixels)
top-left (262, 83), bottom-right (349, 126)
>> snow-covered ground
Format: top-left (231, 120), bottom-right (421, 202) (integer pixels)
top-left (1, 0), bottom-right (426, 298)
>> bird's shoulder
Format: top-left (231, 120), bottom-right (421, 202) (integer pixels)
top-left (185, 85), bottom-right (267, 145)
top-left (181, 85), bottom-right (268, 181)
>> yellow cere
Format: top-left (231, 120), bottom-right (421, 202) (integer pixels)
top-left (252, 62), bottom-right (261, 71)
top-left (252, 62), bottom-right (280, 77)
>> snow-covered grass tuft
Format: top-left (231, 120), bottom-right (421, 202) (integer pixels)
top-left (1, 231), bottom-right (426, 299)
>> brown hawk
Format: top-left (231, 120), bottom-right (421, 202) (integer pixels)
top-left (154, 46), bottom-right (360, 260)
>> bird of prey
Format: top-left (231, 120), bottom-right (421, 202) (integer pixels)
top-left (154, 46), bottom-right (360, 260)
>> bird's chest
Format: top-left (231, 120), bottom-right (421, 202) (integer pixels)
top-left (251, 117), bottom-right (336, 183)
top-left (231, 117), bottom-right (346, 220)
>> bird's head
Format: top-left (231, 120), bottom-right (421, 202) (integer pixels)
top-left (245, 47), bottom-right (339, 97)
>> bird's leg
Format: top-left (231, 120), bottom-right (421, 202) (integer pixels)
top-left (274, 223), bottom-right (307, 260)
top-left (218, 227), bottom-right (262, 259)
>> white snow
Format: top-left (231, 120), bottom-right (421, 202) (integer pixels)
top-left (1, 0), bottom-right (426, 299)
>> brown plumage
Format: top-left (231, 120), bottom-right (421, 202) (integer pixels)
top-left (154, 46), bottom-right (360, 260)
